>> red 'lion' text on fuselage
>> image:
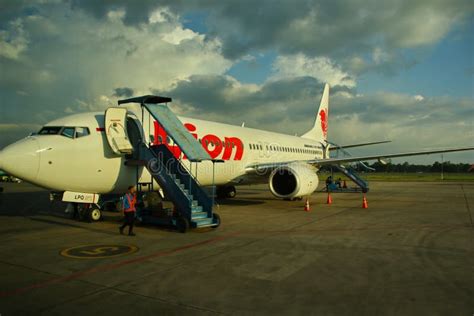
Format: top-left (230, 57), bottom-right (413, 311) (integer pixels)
top-left (153, 121), bottom-right (244, 160)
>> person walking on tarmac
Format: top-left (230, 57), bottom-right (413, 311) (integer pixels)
top-left (119, 185), bottom-right (137, 236)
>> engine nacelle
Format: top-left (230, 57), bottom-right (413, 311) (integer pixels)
top-left (269, 163), bottom-right (319, 199)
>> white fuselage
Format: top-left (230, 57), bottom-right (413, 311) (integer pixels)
top-left (0, 105), bottom-right (324, 194)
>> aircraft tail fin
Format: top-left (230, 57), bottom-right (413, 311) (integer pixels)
top-left (301, 83), bottom-right (330, 142)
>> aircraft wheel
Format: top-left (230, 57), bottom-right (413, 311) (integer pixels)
top-left (212, 213), bottom-right (221, 228)
top-left (285, 197), bottom-right (303, 201)
top-left (226, 186), bottom-right (236, 198)
top-left (176, 216), bottom-right (190, 233)
top-left (88, 208), bottom-right (102, 222)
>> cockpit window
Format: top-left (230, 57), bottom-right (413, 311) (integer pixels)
top-left (38, 126), bottom-right (62, 135)
top-left (75, 127), bottom-right (90, 138)
top-left (61, 127), bottom-right (75, 138)
top-left (38, 126), bottom-right (90, 139)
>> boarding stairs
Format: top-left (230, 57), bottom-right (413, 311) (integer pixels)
top-left (334, 164), bottom-right (369, 193)
top-left (329, 141), bottom-right (370, 193)
top-left (119, 96), bottom-right (218, 229)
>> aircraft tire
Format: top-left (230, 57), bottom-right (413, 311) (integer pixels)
top-left (226, 186), bottom-right (236, 198)
top-left (285, 197), bottom-right (303, 201)
top-left (88, 208), bottom-right (102, 222)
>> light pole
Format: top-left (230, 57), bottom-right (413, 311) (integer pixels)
top-left (441, 154), bottom-right (444, 180)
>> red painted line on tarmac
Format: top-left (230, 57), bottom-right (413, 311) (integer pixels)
top-left (0, 233), bottom-right (236, 298)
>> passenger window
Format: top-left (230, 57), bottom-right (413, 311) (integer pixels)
top-left (75, 127), bottom-right (90, 138)
top-left (61, 127), bottom-right (75, 138)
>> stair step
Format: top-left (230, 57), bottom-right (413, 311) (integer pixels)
top-left (192, 200), bottom-right (199, 207)
top-left (192, 217), bottom-right (213, 226)
top-left (191, 211), bottom-right (208, 219)
top-left (194, 223), bottom-right (217, 228)
top-left (191, 206), bottom-right (203, 213)
top-left (182, 189), bottom-right (193, 197)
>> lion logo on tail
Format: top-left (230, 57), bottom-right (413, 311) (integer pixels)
top-left (319, 109), bottom-right (328, 138)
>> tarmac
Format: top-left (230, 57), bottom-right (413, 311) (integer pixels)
top-left (0, 181), bottom-right (473, 315)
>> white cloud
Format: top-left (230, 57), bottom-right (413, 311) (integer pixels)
top-left (385, 7), bottom-right (457, 48)
top-left (271, 54), bottom-right (356, 88)
top-left (0, 19), bottom-right (28, 60)
top-left (0, 4), bottom-right (232, 129)
top-left (161, 27), bottom-right (203, 45)
top-left (148, 7), bottom-right (172, 24)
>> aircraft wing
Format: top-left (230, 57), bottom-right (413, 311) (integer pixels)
top-left (328, 140), bottom-right (391, 151)
top-left (245, 146), bottom-right (474, 172)
top-left (313, 146), bottom-right (474, 166)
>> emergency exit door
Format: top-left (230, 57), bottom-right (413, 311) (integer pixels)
top-left (104, 107), bottom-right (133, 155)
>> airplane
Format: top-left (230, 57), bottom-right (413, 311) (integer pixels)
top-left (0, 84), bottom-right (473, 222)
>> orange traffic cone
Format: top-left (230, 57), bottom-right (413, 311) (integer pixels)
top-left (343, 180), bottom-right (347, 188)
top-left (326, 193), bottom-right (332, 205)
top-left (304, 199), bottom-right (310, 212)
top-left (362, 195), bottom-right (368, 209)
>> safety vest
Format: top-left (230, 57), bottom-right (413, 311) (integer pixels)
top-left (123, 193), bottom-right (136, 213)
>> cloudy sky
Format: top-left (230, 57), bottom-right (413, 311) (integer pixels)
top-left (1, 0), bottom-right (473, 163)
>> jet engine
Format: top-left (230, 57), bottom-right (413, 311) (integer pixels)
top-left (269, 163), bottom-right (319, 199)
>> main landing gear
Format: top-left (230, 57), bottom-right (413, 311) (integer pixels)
top-left (284, 197), bottom-right (304, 201)
top-left (216, 185), bottom-right (236, 199)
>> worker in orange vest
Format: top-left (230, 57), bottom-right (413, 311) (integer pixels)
top-left (119, 185), bottom-right (137, 236)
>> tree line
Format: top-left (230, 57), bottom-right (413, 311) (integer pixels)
top-left (366, 161), bottom-right (472, 173)
top-left (320, 161), bottom-right (473, 173)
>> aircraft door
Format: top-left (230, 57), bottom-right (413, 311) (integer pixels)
top-left (126, 117), bottom-right (143, 149)
top-left (104, 107), bottom-right (134, 155)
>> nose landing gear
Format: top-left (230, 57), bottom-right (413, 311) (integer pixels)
top-left (67, 203), bottom-right (102, 222)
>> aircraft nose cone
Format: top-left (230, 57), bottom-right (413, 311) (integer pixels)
top-left (0, 137), bottom-right (40, 183)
